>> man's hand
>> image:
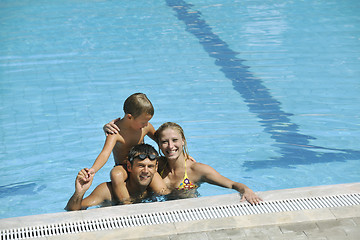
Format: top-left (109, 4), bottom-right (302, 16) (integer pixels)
top-left (103, 118), bottom-right (121, 136)
top-left (75, 168), bottom-right (94, 194)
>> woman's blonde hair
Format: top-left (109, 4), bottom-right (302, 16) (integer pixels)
top-left (154, 122), bottom-right (190, 159)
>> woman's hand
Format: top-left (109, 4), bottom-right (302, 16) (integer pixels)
top-left (241, 188), bottom-right (262, 205)
top-left (103, 118), bottom-right (121, 136)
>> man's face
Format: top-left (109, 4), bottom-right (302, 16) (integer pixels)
top-left (128, 156), bottom-right (158, 187)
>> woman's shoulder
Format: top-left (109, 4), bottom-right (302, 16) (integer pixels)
top-left (188, 160), bottom-right (212, 172)
top-left (187, 161), bottom-right (215, 183)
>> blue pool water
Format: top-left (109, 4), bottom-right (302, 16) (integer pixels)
top-left (0, 0), bottom-right (359, 219)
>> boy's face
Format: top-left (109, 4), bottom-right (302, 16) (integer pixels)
top-left (130, 113), bottom-right (152, 130)
top-left (128, 156), bottom-right (158, 187)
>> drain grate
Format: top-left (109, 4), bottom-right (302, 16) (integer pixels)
top-left (1, 193), bottom-right (359, 240)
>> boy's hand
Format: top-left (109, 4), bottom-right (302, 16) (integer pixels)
top-left (103, 118), bottom-right (121, 136)
top-left (85, 168), bottom-right (95, 180)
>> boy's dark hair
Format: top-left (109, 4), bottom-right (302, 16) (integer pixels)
top-left (123, 93), bottom-right (154, 118)
top-left (128, 144), bottom-right (158, 166)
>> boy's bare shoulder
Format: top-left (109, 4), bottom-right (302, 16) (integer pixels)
top-left (107, 131), bottom-right (126, 144)
top-left (114, 118), bottom-right (125, 130)
top-left (113, 120), bottom-right (131, 142)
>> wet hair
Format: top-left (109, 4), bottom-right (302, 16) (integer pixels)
top-left (123, 93), bottom-right (154, 118)
top-left (154, 122), bottom-right (190, 159)
top-left (128, 143), bottom-right (158, 166)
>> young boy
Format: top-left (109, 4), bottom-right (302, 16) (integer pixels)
top-left (86, 93), bottom-right (166, 204)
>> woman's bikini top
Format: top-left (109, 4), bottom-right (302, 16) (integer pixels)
top-left (160, 159), bottom-right (198, 191)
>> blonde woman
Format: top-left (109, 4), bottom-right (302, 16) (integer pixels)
top-left (154, 122), bottom-right (261, 204)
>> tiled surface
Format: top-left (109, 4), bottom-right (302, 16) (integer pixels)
top-left (44, 207), bottom-right (360, 240)
top-left (1, 183), bottom-right (359, 240)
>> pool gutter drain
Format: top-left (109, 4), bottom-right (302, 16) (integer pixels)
top-left (1, 193), bottom-right (359, 240)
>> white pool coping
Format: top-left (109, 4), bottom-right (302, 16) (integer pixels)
top-left (1, 182), bottom-right (359, 239)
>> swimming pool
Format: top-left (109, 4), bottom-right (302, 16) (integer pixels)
top-left (0, 0), bottom-right (359, 219)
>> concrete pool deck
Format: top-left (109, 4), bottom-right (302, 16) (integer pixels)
top-left (1, 182), bottom-right (359, 240)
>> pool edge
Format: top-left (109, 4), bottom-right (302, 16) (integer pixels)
top-left (1, 182), bottom-right (359, 239)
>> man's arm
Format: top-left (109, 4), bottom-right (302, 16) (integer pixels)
top-left (66, 169), bottom-right (112, 211)
top-left (195, 163), bottom-right (262, 204)
top-left (66, 169), bottom-right (94, 211)
top-left (149, 172), bottom-right (171, 195)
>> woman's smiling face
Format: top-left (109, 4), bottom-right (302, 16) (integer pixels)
top-left (158, 127), bottom-right (185, 161)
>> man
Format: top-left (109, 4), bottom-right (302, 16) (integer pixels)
top-left (66, 144), bottom-right (159, 211)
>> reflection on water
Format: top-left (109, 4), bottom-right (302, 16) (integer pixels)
top-left (0, 182), bottom-right (46, 199)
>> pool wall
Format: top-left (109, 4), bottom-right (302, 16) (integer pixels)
top-left (0, 183), bottom-right (359, 239)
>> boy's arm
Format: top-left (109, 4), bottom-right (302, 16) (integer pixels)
top-left (90, 134), bottom-right (119, 173)
top-left (66, 169), bottom-right (94, 211)
top-left (195, 163), bottom-right (262, 204)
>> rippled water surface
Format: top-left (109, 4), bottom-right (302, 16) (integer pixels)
top-left (0, 0), bottom-right (359, 219)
